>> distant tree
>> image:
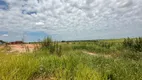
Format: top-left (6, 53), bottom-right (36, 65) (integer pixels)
top-left (61, 40), bottom-right (65, 42)
top-left (0, 40), bottom-right (6, 44)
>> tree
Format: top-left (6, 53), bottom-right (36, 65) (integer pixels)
top-left (0, 40), bottom-right (6, 44)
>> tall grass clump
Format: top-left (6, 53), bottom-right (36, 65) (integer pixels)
top-left (33, 51), bottom-right (103, 80)
top-left (123, 37), bottom-right (142, 52)
top-left (0, 53), bottom-right (40, 80)
top-left (40, 37), bottom-right (62, 56)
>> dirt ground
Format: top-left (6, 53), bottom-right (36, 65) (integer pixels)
top-left (0, 44), bottom-right (112, 57)
top-left (82, 51), bottom-right (112, 58)
top-left (0, 44), bottom-right (39, 53)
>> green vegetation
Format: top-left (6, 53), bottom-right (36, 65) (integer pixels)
top-left (40, 37), bottom-right (62, 56)
top-left (0, 37), bottom-right (142, 80)
top-left (123, 37), bottom-right (142, 52)
top-left (0, 40), bottom-right (6, 44)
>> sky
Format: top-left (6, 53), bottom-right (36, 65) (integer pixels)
top-left (0, 0), bottom-right (142, 41)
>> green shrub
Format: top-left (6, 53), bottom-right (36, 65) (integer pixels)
top-left (120, 51), bottom-right (142, 61)
top-left (123, 37), bottom-right (142, 52)
top-left (40, 37), bottom-right (62, 56)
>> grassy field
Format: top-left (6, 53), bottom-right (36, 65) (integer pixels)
top-left (0, 37), bottom-right (142, 80)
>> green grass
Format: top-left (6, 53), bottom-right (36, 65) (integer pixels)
top-left (99, 38), bottom-right (125, 43)
top-left (0, 51), bottom-right (103, 80)
top-left (0, 50), bottom-right (142, 80)
top-left (71, 42), bottom-right (122, 54)
top-left (0, 38), bottom-right (142, 80)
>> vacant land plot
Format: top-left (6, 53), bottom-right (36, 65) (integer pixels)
top-left (0, 38), bottom-right (142, 80)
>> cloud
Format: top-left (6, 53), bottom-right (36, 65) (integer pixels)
top-left (35, 22), bottom-right (45, 26)
top-left (0, 0), bottom-right (142, 41)
top-left (2, 34), bottom-right (8, 37)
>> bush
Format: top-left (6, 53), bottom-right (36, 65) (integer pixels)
top-left (123, 37), bottom-right (142, 52)
top-left (120, 51), bottom-right (142, 61)
top-left (40, 37), bottom-right (62, 56)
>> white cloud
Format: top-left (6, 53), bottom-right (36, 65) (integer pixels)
top-left (0, 0), bottom-right (142, 41)
top-left (35, 22), bottom-right (45, 26)
top-left (2, 34), bottom-right (8, 37)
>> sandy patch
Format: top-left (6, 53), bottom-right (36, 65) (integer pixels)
top-left (82, 51), bottom-right (112, 58)
top-left (0, 44), bottom-right (40, 53)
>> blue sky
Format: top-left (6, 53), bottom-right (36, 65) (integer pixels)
top-left (26, 31), bottom-right (48, 42)
top-left (0, 31), bottom-right (8, 35)
top-left (0, 0), bottom-right (142, 41)
top-left (0, 31), bottom-right (47, 42)
top-left (0, 0), bottom-right (8, 10)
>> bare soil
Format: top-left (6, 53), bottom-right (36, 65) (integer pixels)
top-left (0, 44), bottom-right (39, 53)
top-left (82, 51), bottom-right (112, 58)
